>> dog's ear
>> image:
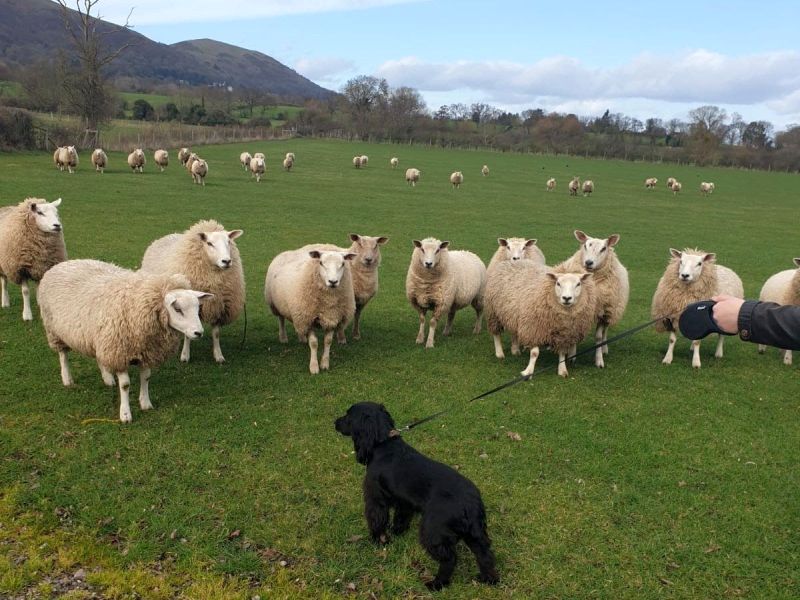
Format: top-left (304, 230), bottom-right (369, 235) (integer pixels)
top-left (352, 406), bottom-right (393, 465)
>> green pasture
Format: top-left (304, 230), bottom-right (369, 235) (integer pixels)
top-left (0, 140), bottom-right (798, 599)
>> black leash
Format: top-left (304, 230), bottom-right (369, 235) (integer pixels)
top-left (239, 303), bottom-right (248, 350)
top-left (398, 315), bottom-right (666, 432)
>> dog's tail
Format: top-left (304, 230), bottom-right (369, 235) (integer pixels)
top-left (467, 502), bottom-right (491, 545)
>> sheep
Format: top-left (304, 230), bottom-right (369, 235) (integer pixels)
top-left (481, 165), bottom-right (490, 177)
top-left (127, 148), bottom-right (145, 173)
top-left (546, 177), bottom-right (556, 191)
top-left (405, 238), bottom-right (486, 349)
top-left (353, 156), bottom-right (362, 169)
top-left (191, 158), bottom-right (208, 186)
top-left (450, 171), bottom-right (464, 189)
top-left (0, 198), bottom-right (67, 321)
top-left (154, 149), bottom-right (169, 172)
top-left (700, 181), bottom-right (715, 196)
top-left (671, 181), bottom-right (682, 195)
top-left (405, 168), bottom-right (420, 186)
top-left (569, 176), bottom-right (580, 196)
top-left (651, 248), bottom-right (743, 368)
top-left (185, 152), bottom-right (199, 174)
top-left (240, 152), bottom-right (252, 170)
top-left (253, 152), bottom-right (265, 161)
top-left (487, 237), bottom-right (545, 273)
top-left (485, 260), bottom-right (596, 377)
top-left (38, 259), bottom-right (211, 423)
top-left (390, 157), bottom-right (399, 169)
top-left (645, 177), bottom-right (658, 189)
top-left (140, 220), bottom-right (245, 364)
top-left (178, 147), bottom-right (191, 165)
top-left (558, 230), bottom-right (629, 368)
top-left (303, 233), bottom-right (389, 342)
top-left (53, 147), bottom-right (63, 170)
top-left (55, 146), bottom-right (79, 173)
top-left (265, 248), bottom-right (356, 374)
top-left (666, 177), bottom-right (676, 189)
top-left (285, 152), bottom-right (295, 163)
top-left (582, 180), bottom-right (595, 196)
top-left (283, 156), bottom-right (294, 171)
top-left (91, 148), bottom-right (107, 173)
top-left (250, 155), bottom-right (266, 182)
top-left (757, 258), bottom-right (800, 365)
top-left (360, 155), bottom-right (369, 166)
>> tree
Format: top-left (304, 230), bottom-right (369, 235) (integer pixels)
top-left (20, 59), bottom-right (64, 112)
top-left (741, 121), bottom-right (773, 149)
top-left (644, 118), bottom-right (666, 145)
top-left (385, 86), bottom-right (426, 139)
top-left (131, 98), bottom-right (154, 120)
top-left (341, 75), bottom-right (388, 139)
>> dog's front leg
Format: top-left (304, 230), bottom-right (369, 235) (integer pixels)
top-left (391, 502), bottom-right (414, 536)
top-left (364, 480), bottom-right (390, 543)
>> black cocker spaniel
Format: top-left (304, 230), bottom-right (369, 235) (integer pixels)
top-left (334, 402), bottom-right (499, 590)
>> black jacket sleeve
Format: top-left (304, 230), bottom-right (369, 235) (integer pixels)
top-left (738, 300), bottom-right (800, 350)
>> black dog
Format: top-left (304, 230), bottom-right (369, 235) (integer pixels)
top-left (334, 402), bottom-right (499, 590)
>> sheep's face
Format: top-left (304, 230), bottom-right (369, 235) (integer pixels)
top-left (252, 157), bottom-right (265, 170)
top-left (413, 238), bottom-right (449, 269)
top-left (67, 145), bottom-right (77, 157)
top-left (548, 271), bottom-right (591, 307)
top-left (30, 198), bottom-right (63, 233)
top-left (199, 230), bottom-right (243, 269)
top-left (164, 289), bottom-right (212, 338)
top-left (671, 249), bottom-right (715, 283)
top-left (575, 230), bottom-right (619, 271)
top-left (253, 153), bottom-right (265, 160)
top-left (310, 250), bottom-right (355, 288)
top-left (498, 237), bottom-right (538, 262)
top-left (350, 234), bottom-right (388, 267)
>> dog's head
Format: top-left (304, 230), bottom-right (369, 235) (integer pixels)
top-left (334, 402), bottom-right (396, 465)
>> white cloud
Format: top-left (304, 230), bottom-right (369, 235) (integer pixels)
top-left (294, 57), bottom-right (356, 83)
top-left (95, 0), bottom-right (427, 25)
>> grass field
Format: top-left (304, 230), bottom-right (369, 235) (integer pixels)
top-left (0, 140), bottom-right (798, 599)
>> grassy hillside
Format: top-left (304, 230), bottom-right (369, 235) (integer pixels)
top-left (0, 140), bottom-right (798, 598)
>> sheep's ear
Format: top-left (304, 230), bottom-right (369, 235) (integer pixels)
top-left (308, 250), bottom-right (322, 260)
top-left (545, 271), bottom-right (558, 282)
top-left (793, 258), bottom-right (800, 267)
top-left (412, 240), bottom-right (422, 248)
top-left (343, 252), bottom-right (357, 261)
top-left (498, 238), bottom-right (508, 247)
top-left (228, 230), bottom-right (243, 240)
top-left (51, 198), bottom-right (62, 207)
top-left (669, 248), bottom-right (682, 259)
top-left (199, 232), bottom-right (207, 242)
top-left (376, 236), bottom-right (389, 245)
top-left (702, 253), bottom-right (716, 263)
top-left (349, 233), bottom-right (361, 242)
top-left (525, 239), bottom-right (538, 247)
top-left (29, 202), bottom-right (37, 212)
top-left (580, 272), bottom-right (593, 282)
top-left (574, 230), bottom-right (588, 243)
top-left (439, 241), bottom-right (450, 250)
top-left (195, 292), bottom-right (213, 304)
top-left (607, 234), bottom-right (620, 247)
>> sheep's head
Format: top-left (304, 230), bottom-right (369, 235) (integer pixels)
top-left (498, 237), bottom-right (538, 262)
top-left (309, 250), bottom-right (355, 288)
top-left (29, 198), bottom-right (63, 233)
top-left (671, 248), bottom-right (715, 283)
top-left (199, 229), bottom-right (243, 269)
top-left (574, 230), bottom-right (619, 271)
top-left (350, 233), bottom-right (388, 267)
top-left (253, 157), bottom-right (265, 169)
top-left (164, 288), bottom-right (212, 338)
top-left (413, 238), bottom-right (448, 269)
top-left (547, 271), bottom-right (592, 307)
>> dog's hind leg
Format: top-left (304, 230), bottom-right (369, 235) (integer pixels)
top-left (421, 517), bottom-right (457, 590)
top-left (391, 501), bottom-right (414, 535)
top-left (465, 532), bottom-right (499, 585)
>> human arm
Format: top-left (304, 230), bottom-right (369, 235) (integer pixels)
top-left (712, 294), bottom-right (800, 350)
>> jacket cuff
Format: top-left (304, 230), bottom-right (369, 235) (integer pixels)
top-left (738, 300), bottom-right (759, 341)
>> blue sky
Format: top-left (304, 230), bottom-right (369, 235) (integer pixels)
top-left (96, 0), bottom-right (800, 129)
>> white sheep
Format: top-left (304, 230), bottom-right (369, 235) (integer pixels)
top-left (127, 148), bottom-right (145, 173)
top-left (55, 146), bottom-right (79, 173)
top-left (390, 157), bottom-right (399, 169)
top-left (450, 171), bottom-right (464, 189)
top-left (558, 230), bottom-right (629, 368)
top-left (546, 177), bottom-right (556, 191)
top-left (360, 155), bottom-right (369, 166)
top-left (250, 156), bottom-right (266, 182)
top-left (253, 152), bottom-right (265, 161)
top-left (285, 152), bottom-right (295, 162)
top-left (265, 248), bottom-right (356, 374)
top-left (191, 158), bottom-right (208, 186)
top-left (671, 181), bottom-right (682, 195)
top-left (700, 182), bottom-right (715, 196)
top-left (154, 149), bottom-right (169, 172)
top-left (240, 152), bottom-right (252, 170)
top-left (582, 180), bottom-right (595, 196)
top-left (666, 177), bottom-right (676, 189)
top-left (141, 220), bottom-right (245, 364)
top-left (53, 147), bottom-right (63, 170)
top-left (178, 147), bottom-right (191, 165)
top-left (283, 156), bottom-right (294, 171)
top-left (38, 259), bottom-right (211, 423)
top-left (485, 260), bottom-right (596, 377)
top-left (569, 176), bottom-right (580, 196)
top-left (0, 198), bottom-right (67, 321)
top-left (651, 248), bottom-right (743, 368)
top-left (353, 156), bottom-right (362, 169)
top-left (487, 237), bottom-right (545, 273)
top-left (757, 258), bottom-right (800, 365)
top-left (405, 168), bottom-right (420, 186)
top-left (645, 177), bottom-right (658, 189)
top-left (405, 238), bottom-right (486, 349)
top-left (91, 149), bottom-right (107, 173)
top-left (481, 165), bottom-right (490, 177)
top-left (185, 152), bottom-right (199, 174)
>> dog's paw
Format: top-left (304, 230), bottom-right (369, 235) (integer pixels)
top-left (371, 533), bottom-right (389, 545)
top-left (425, 578), bottom-right (448, 591)
top-left (477, 571), bottom-right (500, 585)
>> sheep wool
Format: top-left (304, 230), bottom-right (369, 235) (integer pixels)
top-left (0, 198), bottom-right (67, 285)
top-left (758, 258), bottom-right (800, 364)
top-left (487, 238), bottom-right (545, 272)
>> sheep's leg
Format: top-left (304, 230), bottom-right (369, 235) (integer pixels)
top-left (472, 302), bottom-right (483, 334)
top-left (20, 280), bottom-right (33, 321)
top-left (714, 334), bottom-right (724, 359)
top-left (139, 367), bottom-right (153, 410)
top-left (336, 324), bottom-right (347, 345)
top-left (510, 336), bottom-right (520, 356)
top-left (783, 350), bottom-right (792, 366)
top-left (662, 332), bottom-right (677, 365)
top-left (557, 351), bottom-right (569, 377)
top-left (351, 304), bottom-right (363, 340)
top-left (691, 340), bottom-right (702, 368)
top-left (443, 307), bottom-right (456, 336)
top-left (308, 331), bottom-right (320, 374)
top-left (415, 311), bottom-right (426, 344)
top-left (493, 334), bottom-right (505, 359)
top-left (212, 326), bottom-right (225, 363)
top-left (278, 316), bottom-right (288, 343)
top-left (180, 336), bottom-right (191, 362)
top-left (521, 346), bottom-right (539, 377)
top-left (59, 350), bottom-right (73, 386)
top-left (425, 314), bottom-right (440, 349)
top-left (758, 344), bottom-right (766, 354)
top-left (117, 371), bottom-right (132, 423)
top-left (321, 330), bottom-right (334, 371)
top-left (99, 362), bottom-right (115, 386)
top-left (569, 344), bottom-right (577, 364)
top-left (1, 274), bottom-right (9, 308)
top-left (595, 324), bottom-right (605, 368)
top-left (602, 326), bottom-right (609, 354)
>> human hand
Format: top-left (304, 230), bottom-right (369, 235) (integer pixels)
top-left (711, 294), bottom-right (745, 334)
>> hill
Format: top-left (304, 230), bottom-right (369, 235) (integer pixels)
top-left (0, 0), bottom-right (334, 100)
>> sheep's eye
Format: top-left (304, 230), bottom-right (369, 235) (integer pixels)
top-left (697, 262), bottom-right (702, 267)
top-left (576, 282), bottom-right (581, 286)
top-left (174, 307), bottom-right (183, 315)
top-left (207, 242), bottom-right (214, 247)
top-left (600, 247), bottom-right (606, 253)
top-left (37, 211), bottom-right (45, 216)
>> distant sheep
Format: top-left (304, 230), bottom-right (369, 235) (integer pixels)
top-left (582, 180), bottom-right (595, 196)
top-left (127, 148), bottom-right (145, 173)
top-left (178, 147), bottom-right (191, 165)
top-left (240, 152), bottom-right (252, 170)
top-left (487, 237), bottom-right (545, 273)
top-left (450, 171), bottom-right (464, 189)
top-left (253, 152), bottom-right (266, 162)
top-left (285, 152), bottom-right (295, 163)
top-left (405, 238), bottom-right (486, 348)
top-left (666, 177), bottom-right (676, 189)
top-left (191, 158), bottom-right (208, 186)
top-left (250, 155), bottom-right (266, 182)
top-left (91, 149), bottom-right (107, 173)
top-left (390, 157), bottom-right (399, 168)
top-left (55, 146), bottom-right (79, 173)
top-left (481, 165), bottom-right (490, 177)
top-left (546, 177), bottom-right (556, 191)
top-left (651, 248), bottom-right (743, 368)
top-left (758, 258), bottom-right (800, 365)
top-left (671, 181), bottom-right (682, 195)
top-left (353, 156), bottom-right (362, 169)
top-left (38, 259), bottom-right (211, 423)
top-left (360, 155), bottom-right (369, 167)
top-left (154, 149), bottom-right (169, 172)
top-left (645, 177), bottom-right (658, 189)
top-left (283, 156), bottom-right (294, 171)
top-left (700, 181), bottom-right (715, 195)
top-left (405, 168), bottom-right (420, 186)
top-left (569, 176), bottom-right (580, 196)
top-left (185, 152), bottom-right (199, 174)
top-left (0, 198), bottom-right (67, 321)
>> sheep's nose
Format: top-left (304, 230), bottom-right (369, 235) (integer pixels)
top-left (562, 296), bottom-right (573, 304)
top-left (424, 261), bottom-right (433, 268)
top-left (680, 273), bottom-right (690, 280)
top-left (221, 259), bottom-right (231, 267)
top-left (364, 257), bottom-right (373, 264)
top-left (193, 330), bottom-right (203, 338)
top-left (52, 224), bottom-right (62, 231)
top-left (512, 256), bottom-right (520, 261)
top-left (328, 280), bottom-right (338, 287)
top-left (584, 260), bottom-right (594, 268)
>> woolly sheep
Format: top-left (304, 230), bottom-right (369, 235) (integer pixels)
top-left (390, 157), bottom-right (399, 169)
top-left (405, 238), bottom-right (486, 349)
top-left (360, 155), bottom-right (369, 166)
top-left (405, 168), bottom-right (420, 186)
top-left (645, 177), bottom-right (658, 189)
top-left (569, 176), bottom-right (580, 196)
top-left (53, 147), bottom-right (62, 170)
top-left (141, 220), bottom-right (244, 364)
top-left (265, 248), bottom-right (356, 374)
top-left (757, 258), bottom-right (800, 365)
top-left (487, 237), bottom-right (545, 273)
top-left (558, 230), bottom-right (629, 368)
top-left (671, 181), bottom-right (682, 195)
top-left (485, 260), bottom-right (596, 377)
top-left (178, 147), bottom-right (191, 165)
top-left (55, 146), bottom-right (79, 173)
top-left (240, 152), bottom-right (252, 170)
top-left (191, 158), bottom-right (208, 186)
top-left (253, 152), bottom-right (265, 161)
top-left (154, 149), bottom-right (169, 172)
top-left (38, 259), bottom-right (211, 423)
top-left (0, 198), bottom-right (67, 321)
top-left (185, 152), bottom-right (199, 173)
top-left (285, 152), bottom-right (295, 162)
top-left (700, 181), bottom-right (715, 195)
top-left (283, 156), bottom-right (294, 171)
top-left (250, 155), bottom-right (266, 182)
top-left (353, 156), bottom-right (362, 169)
top-left (582, 180), bottom-right (595, 196)
top-left (651, 248), bottom-right (743, 368)
top-left (666, 177), bottom-right (676, 189)
top-left (546, 177), bottom-right (556, 191)
top-left (450, 171), bottom-right (464, 189)
top-left (127, 148), bottom-right (145, 173)
top-left (91, 148), bottom-right (107, 173)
